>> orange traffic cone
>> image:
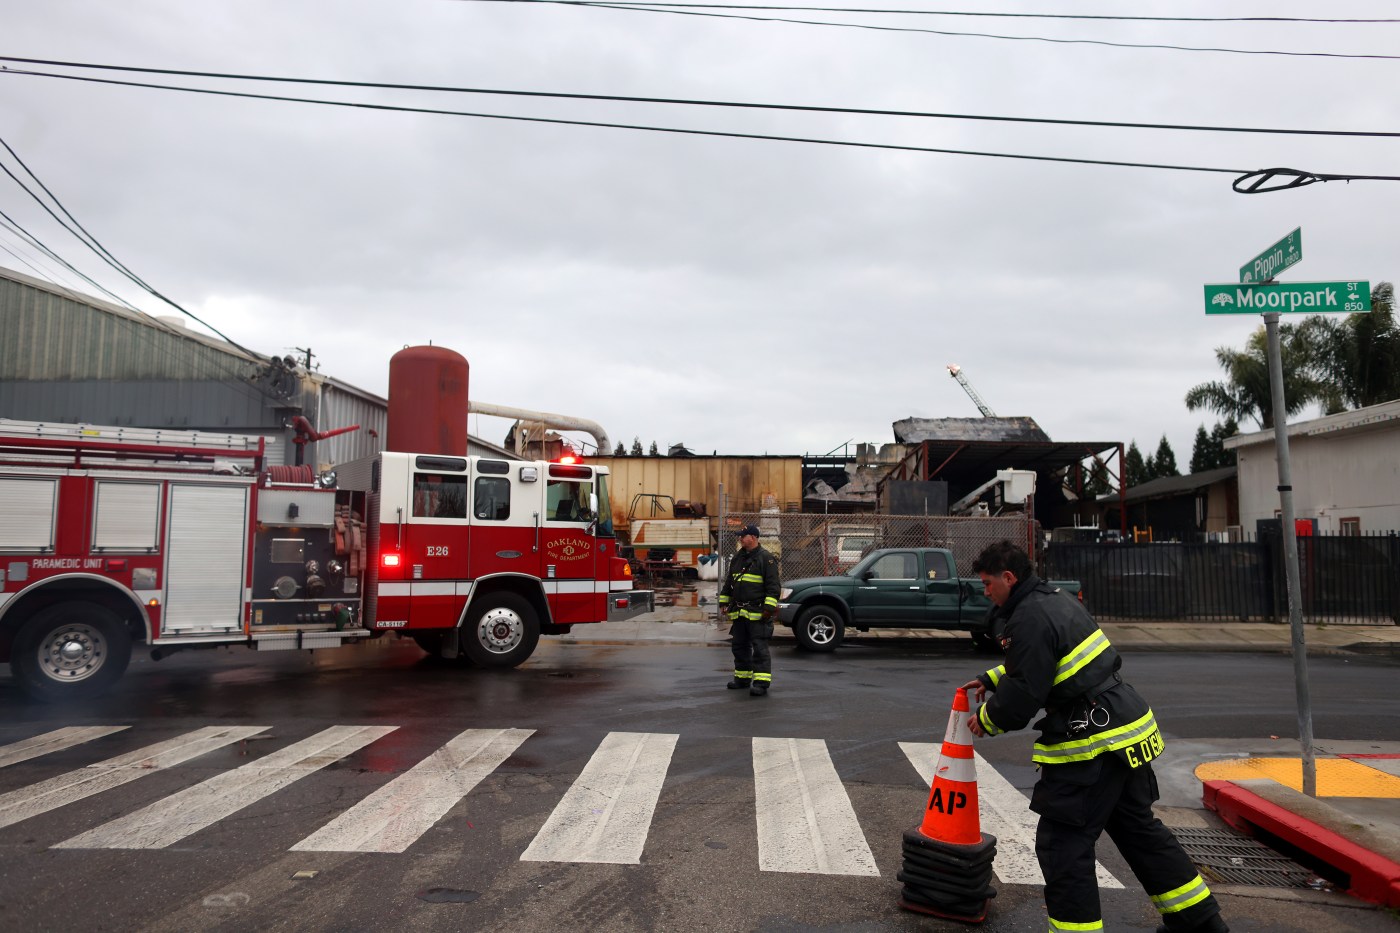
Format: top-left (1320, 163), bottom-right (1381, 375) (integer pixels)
top-left (917, 686), bottom-right (982, 845)
top-left (899, 687), bottom-right (998, 924)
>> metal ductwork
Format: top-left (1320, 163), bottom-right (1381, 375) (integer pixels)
top-left (468, 400), bottom-right (611, 456)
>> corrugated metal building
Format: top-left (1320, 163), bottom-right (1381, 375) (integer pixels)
top-left (0, 266), bottom-right (512, 466)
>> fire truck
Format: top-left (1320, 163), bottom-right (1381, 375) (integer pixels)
top-left (0, 417), bottom-right (649, 701)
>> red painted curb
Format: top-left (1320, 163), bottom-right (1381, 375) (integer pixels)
top-left (1202, 780), bottom-right (1400, 907)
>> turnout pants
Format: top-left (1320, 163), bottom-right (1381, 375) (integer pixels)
top-left (729, 617), bottom-right (773, 684)
top-left (1033, 754), bottom-right (1221, 932)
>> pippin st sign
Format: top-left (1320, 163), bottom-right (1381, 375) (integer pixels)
top-left (1204, 281), bottom-right (1370, 315)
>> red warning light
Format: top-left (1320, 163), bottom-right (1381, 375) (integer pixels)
top-left (382, 553), bottom-right (402, 568)
top-left (558, 454), bottom-right (579, 464)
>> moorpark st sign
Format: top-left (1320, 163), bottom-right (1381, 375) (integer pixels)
top-left (1203, 280), bottom-right (1370, 316)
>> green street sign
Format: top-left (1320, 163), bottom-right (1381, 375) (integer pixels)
top-left (1205, 281), bottom-right (1370, 315)
top-left (1240, 227), bottom-right (1302, 283)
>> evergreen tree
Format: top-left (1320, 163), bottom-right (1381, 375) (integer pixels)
top-left (1189, 425), bottom-right (1212, 474)
top-left (1125, 442), bottom-right (1149, 487)
top-left (1153, 434), bottom-right (1180, 477)
top-left (613, 441), bottom-right (626, 456)
top-left (1190, 419), bottom-right (1238, 472)
top-left (1083, 458), bottom-right (1113, 498)
top-left (648, 440), bottom-right (660, 456)
top-left (630, 436), bottom-right (643, 456)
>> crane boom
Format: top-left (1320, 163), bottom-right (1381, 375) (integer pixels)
top-left (946, 364), bottom-right (997, 417)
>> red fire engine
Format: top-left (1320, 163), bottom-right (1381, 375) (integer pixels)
top-left (0, 412), bottom-right (648, 701)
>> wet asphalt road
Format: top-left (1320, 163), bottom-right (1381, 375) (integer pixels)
top-left (1, 636), bottom-right (1398, 932)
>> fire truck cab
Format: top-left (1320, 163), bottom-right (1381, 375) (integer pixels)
top-left (0, 418), bottom-right (648, 701)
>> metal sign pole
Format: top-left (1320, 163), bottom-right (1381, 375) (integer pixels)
top-left (1264, 310), bottom-right (1318, 797)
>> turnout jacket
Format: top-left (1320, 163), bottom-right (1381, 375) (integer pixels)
top-left (719, 545), bottom-right (781, 621)
top-left (975, 574), bottom-right (1164, 770)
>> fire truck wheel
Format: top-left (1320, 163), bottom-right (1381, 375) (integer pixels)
top-left (793, 605), bottom-right (844, 652)
top-left (13, 602), bottom-right (132, 701)
top-left (462, 593), bottom-right (540, 668)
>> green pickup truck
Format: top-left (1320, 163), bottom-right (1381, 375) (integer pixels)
top-left (775, 546), bottom-right (1083, 653)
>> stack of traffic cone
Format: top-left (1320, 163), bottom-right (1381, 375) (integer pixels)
top-left (898, 687), bottom-right (998, 923)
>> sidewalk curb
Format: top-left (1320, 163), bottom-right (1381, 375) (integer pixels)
top-left (1202, 779), bottom-right (1400, 908)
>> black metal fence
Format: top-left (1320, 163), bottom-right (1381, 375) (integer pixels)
top-left (1043, 533), bottom-right (1400, 624)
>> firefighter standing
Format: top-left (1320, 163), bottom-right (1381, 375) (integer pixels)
top-left (719, 524), bottom-right (781, 697)
top-left (962, 541), bottom-right (1228, 933)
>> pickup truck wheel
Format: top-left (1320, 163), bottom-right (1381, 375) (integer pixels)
top-left (462, 594), bottom-right (540, 668)
top-left (12, 602), bottom-right (132, 701)
top-left (794, 605), bottom-right (844, 652)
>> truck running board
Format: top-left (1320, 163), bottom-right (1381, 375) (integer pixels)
top-left (252, 629), bottom-right (372, 651)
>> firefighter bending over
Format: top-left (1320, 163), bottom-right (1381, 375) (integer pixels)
top-left (962, 540), bottom-right (1228, 933)
top-left (719, 524), bottom-right (781, 697)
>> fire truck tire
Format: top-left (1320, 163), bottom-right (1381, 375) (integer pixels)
top-left (462, 593), bottom-right (540, 668)
top-left (793, 604), bottom-right (844, 652)
top-left (12, 602), bottom-right (132, 701)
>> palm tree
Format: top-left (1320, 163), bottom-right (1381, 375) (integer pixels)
top-left (1184, 324), bottom-right (1325, 430)
top-left (1298, 282), bottom-right (1400, 412)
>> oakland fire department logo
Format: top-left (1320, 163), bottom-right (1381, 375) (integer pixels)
top-left (544, 536), bottom-right (592, 563)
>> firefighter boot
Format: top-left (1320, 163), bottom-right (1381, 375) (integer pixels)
top-left (727, 677), bottom-right (752, 690)
top-left (749, 681), bottom-right (769, 697)
top-left (1156, 913), bottom-right (1228, 933)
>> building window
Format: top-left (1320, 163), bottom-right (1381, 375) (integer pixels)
top-left (1340, 517), bottom-right (1361, 536)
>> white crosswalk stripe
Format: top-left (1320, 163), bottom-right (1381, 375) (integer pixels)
top-left (0, 726), bottom-right (129, 769)
top-left (521, 730), bottom-right (679, 865)
top-left (292, 727), bottom-right (534, 853)
top-left (0, 726), bottom-right (267, 831)
top-left (899, 742), bottom-right (1124, 889)
top-left (753, 736), bottom-right (880, 876)
top-left (55, 725), bottom-right (396, 850)
top-left (0, 721), bottom-right (1129, 887)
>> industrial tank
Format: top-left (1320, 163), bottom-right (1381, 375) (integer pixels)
top-left (386, 345), bottom-right (469, 455)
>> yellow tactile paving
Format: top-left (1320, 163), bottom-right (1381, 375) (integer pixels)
top-left (1195, 757), bottom-right (1400, 797)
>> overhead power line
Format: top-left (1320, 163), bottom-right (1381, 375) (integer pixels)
top-left (469, 0), bottom-right (1400, 25)
top-left (3, 65), bottom-right (1397, 190)
top-left (0, 134), bottom-right (267, 360)
top-left (1, 57), bottom-right (1395, 138)
top-left (517, 0), bottom-right (1400, 60)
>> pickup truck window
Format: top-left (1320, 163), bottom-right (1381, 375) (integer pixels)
top-left (926, 551), bottom-right (952, 580)
top-left (869, 552), bottom-right (917, 580)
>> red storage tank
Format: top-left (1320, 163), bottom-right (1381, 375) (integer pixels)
top-left (387, 345), bottom-right (469, 455)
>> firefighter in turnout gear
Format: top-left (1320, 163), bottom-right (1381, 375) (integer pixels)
top-left (962, 541), bottom-right (1228, 933)
top-left (719, 524), bottom-right (781, 696)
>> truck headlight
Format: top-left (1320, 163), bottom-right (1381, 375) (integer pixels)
top-left (779, 587), bottom-right (792, 600)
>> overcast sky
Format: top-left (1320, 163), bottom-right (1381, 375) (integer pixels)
top-left (3, 1), bottom-right (1397, 468)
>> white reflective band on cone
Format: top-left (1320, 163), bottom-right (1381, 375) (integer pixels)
top-left (944, 708), bottom-right (976, 746)
top-left (933, 753), bottom-right (977, 784)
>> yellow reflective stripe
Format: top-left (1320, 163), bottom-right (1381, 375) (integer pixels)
top-left (737, 573), bottom-right (765, 583)
top-left (733, 610), bottom-right (764, 620)
top-left (733, 670), bottom-right (752, 678)
top-left (986, 665), bottom-right (1004, 687)
top-left (1048, 919), bottom-right (1103, 932)
top-left (1032, 712), bottom-right (1160, 764)
top-left (978, 704), bottom-right (1002, 736)
top-left (718, 596), bottom-right (730, 604)
top-left (764, 597), bottom-right (778, 607)
top-left (752, 672), bottom-right (772, 683)
top-left (1152, 874), bottom-right (1211, 914)
top-left (1053, 630), bottom-right (1110, 685)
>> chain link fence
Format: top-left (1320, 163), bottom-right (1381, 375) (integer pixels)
top-left (717, 510), bottom-right (1033, 582)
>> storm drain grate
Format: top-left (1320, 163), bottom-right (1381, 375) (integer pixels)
top-left (1173, 828), bottom-right (1325, 889)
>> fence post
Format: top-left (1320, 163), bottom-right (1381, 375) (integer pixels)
top-left (716, 482), bottom-right (726, 624)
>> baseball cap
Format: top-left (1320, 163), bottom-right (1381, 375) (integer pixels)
top-left (737, 524), bottom-right (760, 538)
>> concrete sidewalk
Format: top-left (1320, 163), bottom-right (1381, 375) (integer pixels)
top-left (563, 604), bottom-right (1400, 908)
